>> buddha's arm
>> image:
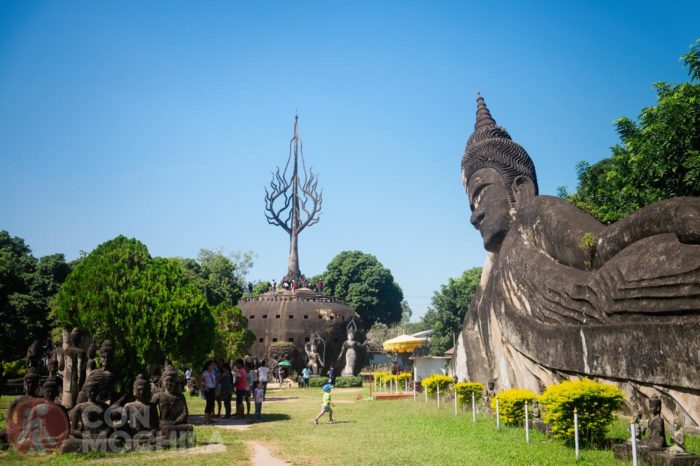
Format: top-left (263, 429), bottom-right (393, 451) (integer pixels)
top-left (593, 197), bottom-right (700, 268)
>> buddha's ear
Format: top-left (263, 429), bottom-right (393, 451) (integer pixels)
top-left (512, 175), bottom-right (536, 207)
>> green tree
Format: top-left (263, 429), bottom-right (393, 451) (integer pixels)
top-left (562, 40), bottom-right (700, 223)
top-left (51, 236), bottom-right (215, 385)
top-left (0, 231), bottom-right (70, 362)
top-left (210, 303), bottom-right (255, 361)
top-left (253, 281), bottom-right (271, 295)
top-left (422, 268), bottom-right (482, 355)
top-left (320, 251), bottom-right (404, 326)
top-left (176, 249), bottom-right (254, 307)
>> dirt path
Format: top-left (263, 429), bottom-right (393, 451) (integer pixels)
top-left (248, 441), bottom-right (290, 466)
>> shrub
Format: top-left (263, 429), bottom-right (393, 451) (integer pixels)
top-left (308, 376), bottom-right (362, 388)
top-left (421, 374), bottom-right (453, 396)
top-left (2, 359), bottom-right (27, 379)
top-left (491, 388), bottom-right (537, 426)
top-left (453, 382), bottom-right (485, 407)
top-left (307, 376), bottom-right (330, 387)
top-left (334, 376), bottom-right (363, 388)
top-left (539, 378), bottom-right (624, 444)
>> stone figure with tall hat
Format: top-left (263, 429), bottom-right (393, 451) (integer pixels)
top-left (337, 319), bottom-right (365, 376)
top-left (457, 93), bottom-right (700, 425)
top-left (58, 328), bottom-right (86, 410)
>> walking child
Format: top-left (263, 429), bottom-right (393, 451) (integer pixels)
top-left (314, 384), bottom-right (335, 424)
top-left (253, 381), bottom-right (264, 421)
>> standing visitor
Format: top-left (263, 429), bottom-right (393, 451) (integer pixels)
top-left (317, 278), bottom-right (323, 293)
top-left (214, 360), bottom-right (223, 417)
top-left (314, 384), bottom-right (335, 424)
top-left (328, 367), bottom-right (336, 386)
top-left (247, 282), bottom-right (253, 295)
top-left (258, 360), bottom-right (270, 399)
top-left (201, 361), bottom-right (217, 424)
top-left (302, 366), bottom-right (311, 388)
top-left (253, 381), bottom-right (264, 422)
top-left (233, 359), bottom-right (248, 418)
top-left (219, 363), bottom-right (233, 418)
top-left (246, 361), bottom-right (258, 416)
top-left (291, 279), bottom-right (297, 294)
top-left (272, 279), bottom-right (277, 294)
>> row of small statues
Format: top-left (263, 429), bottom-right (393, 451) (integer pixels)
top-left (5, 329), bottom-right (193, 453)
top-left (482, 383), bottom-right (690, 455)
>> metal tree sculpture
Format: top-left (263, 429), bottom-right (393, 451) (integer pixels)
top-left (265, 115), bottom-right (323, 283)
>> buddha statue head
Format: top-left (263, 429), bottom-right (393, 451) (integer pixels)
top-left (462, 94), bottom-right (538, 253)
top-left (132, 374), bottom-right (151, 402)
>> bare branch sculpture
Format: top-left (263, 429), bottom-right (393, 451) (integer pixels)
top-left (264, 115), bottom-right (323, 283)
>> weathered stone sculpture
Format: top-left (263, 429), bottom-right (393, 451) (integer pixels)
top-left (337, 320), bottom-right (365, 376)
top-left (642, 397), bottom-right (668, 449)
top-left (151, 365), bottom-right (193, 446)
top-left (455, 94), bottom-right (700, 426)
top-left (264, 115), bottom-right (323, 284)
top-left (305, 335), bottom-right (325, 375)
top-left (76, 339), bottom-right (117, 405)
top-left (60, 371), bottom-right (124, 453)
top-left (58, 328), bottom-right (86, 410)
top-left (85, 342), bottom-right (97, 381)
top-left (124, 374), bottom-right (159, 447)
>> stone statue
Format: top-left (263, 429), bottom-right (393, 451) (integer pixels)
top-left (305, 334), bottom-right (325, 375)
top-left (124, 374), bottom-right (159, 442)
top-left (336, 320), bottom-right (365, 376)
top-left (151, 365), bottom-right (193, 444)
top-left (531, 400), bottom-right (541, 419)
top-left (85, 342), bottom-right (97, 381)
top-left (25, 341), bottom-right (41, 371)
top-left (668, 416), bottom-right (686, 454)
top-left (60, 370), bottom-right (125, 453)
top-left (641, 397), bottom-right (667, 449)
top-left (58, 328), bottom-right (86, 410)
top-left (8, 370), bottom-right (42, 416)
top-left (456, 94), bottom-right (700, 425)
top-left (76, 339), bottom-right (117, 405)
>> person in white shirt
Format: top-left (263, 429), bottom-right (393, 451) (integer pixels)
top-left (257, 360), bottom-right (270, 400)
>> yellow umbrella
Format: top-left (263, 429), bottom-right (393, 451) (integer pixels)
top-left (382, 334), bottom-right (425, 353)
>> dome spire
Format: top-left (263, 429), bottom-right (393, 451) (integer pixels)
top-left (475, 92), bottom-right (497, 130)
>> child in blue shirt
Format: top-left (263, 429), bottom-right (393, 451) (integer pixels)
top-left (314, 384), bottom-right (335, 424)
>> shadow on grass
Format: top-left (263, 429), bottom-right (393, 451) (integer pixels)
top-left (190, 413), bottom-right (292, 426)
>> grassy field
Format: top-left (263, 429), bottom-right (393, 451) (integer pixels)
top-left (0, 387), bottom-right (694, 465)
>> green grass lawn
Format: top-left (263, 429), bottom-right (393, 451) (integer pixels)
top-left (1, 387), bottom-right (696, 465)
top-left (0, 387), bottom-right (618, 465)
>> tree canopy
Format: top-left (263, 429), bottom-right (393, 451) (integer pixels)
top-left (560, 40), bottom-right (700, 223)
top-left (422, 268), bottom-right (482, 355)
top-left (0, 231), bottom-right (70, 363)
top-left (52, 236), bottom-right (216, 384)
top-left (175, 248), bottom-right (253, 307)
top-left (320, 250), bottom-right (404, 327)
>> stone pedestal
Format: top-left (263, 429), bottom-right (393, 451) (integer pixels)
top-left (613, 443), bottom-right (700, 465)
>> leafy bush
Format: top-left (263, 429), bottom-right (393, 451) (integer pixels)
top-left (421, 374), bottom-right (453, 396)
top-left (539, 378), bottom-right (624, 444)
top-left (308, 376), bottom-right (362, 388)
top-left (2, 359), bottom-right (27, 379)
top-left (491, 388), bottom-right (537, 426)
top-left (453, 382), bottom-right (484, 407)
top-left (308, 376), bottom-right (331, 387)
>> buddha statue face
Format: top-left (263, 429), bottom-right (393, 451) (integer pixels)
top-left (133, 380), bottom-right (149, 402)
top-left (468, 168), bottom-right (513, 253)
top-left (44, 382), bottom-right (59, 401)
top-left (162, 375), bottom-right (176, 394)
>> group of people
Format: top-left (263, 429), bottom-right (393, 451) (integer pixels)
top-left (196, 359), bottom-right (270, 424)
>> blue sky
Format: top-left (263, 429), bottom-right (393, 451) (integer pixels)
top-left (1, 1), bottom-right (698, 320)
